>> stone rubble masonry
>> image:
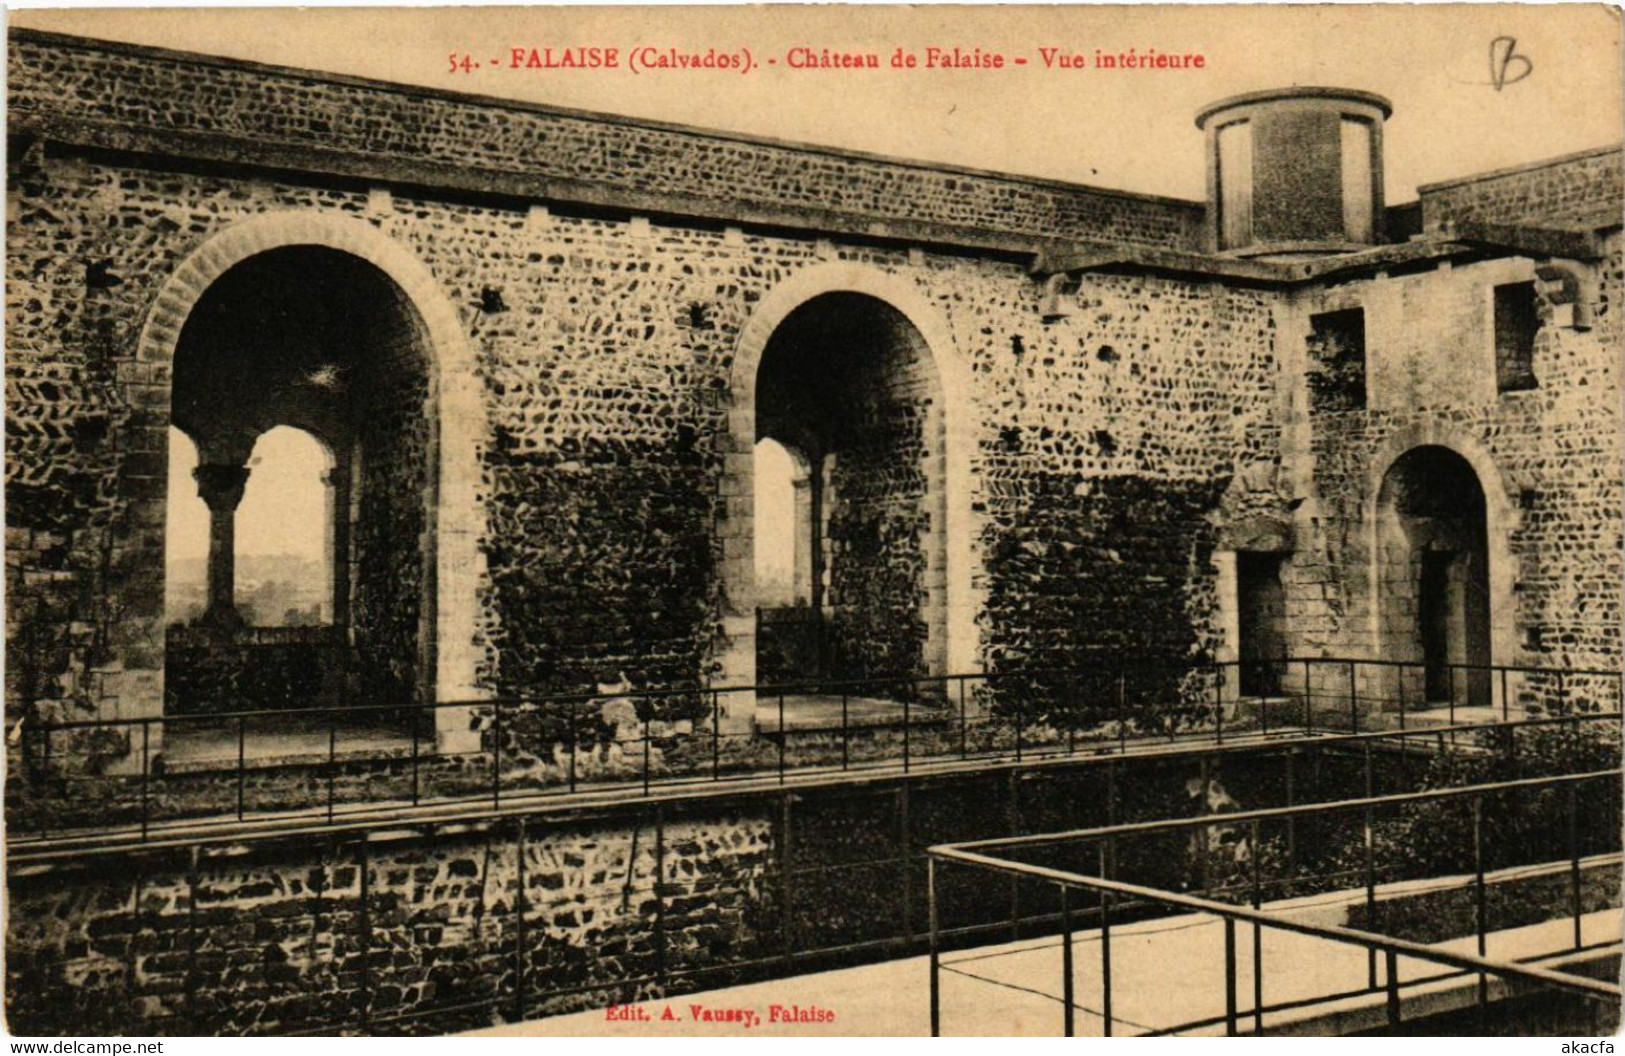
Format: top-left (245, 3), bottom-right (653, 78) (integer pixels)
top-left (6, 30), bottom-right (1204, 254)
top-left (1277, 234), bottom-right (1623, 710)
top-left (1418, 146), bottom-right (1624, 231)
top-left (6, 29), bottom-right (1623, 752)
top-left (5, 809), bottom-right (775, 1035)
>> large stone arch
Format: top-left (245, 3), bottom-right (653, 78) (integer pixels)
top-left (137, 211), bottom-right (487, 744)
top-left (1364, 422), bottom-right (1520, 710)
top-left (718, 262), bottom-right (978, 723)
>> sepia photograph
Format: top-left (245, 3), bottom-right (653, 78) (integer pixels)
top-left (3, 2), bottom-right (1623, 1039)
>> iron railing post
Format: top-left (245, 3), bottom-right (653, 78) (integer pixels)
top-left (1385, 949), bottom-right (1401, 1028)
top-left (515, 817), bottom-right (528, 1023)
top-left (1259, 661), bottom-right (1269, 739)
top-left (1569, 781), bottom-right (1583, 950)
top-left (1449, 665), bottom-right (1457, 738)
top-left (712, 690), bottom-right (721, 782)
top-left (1117, 667), bottom-right (1128, 754)
top-left (1098, 841), bottom-right (1114, 1037)
top-left (1348, 660), bottom-right (1358, 733)
top-left (140, 720), bottom-right (150, 841)
top-left (327, 716), bottom-right (337, 824)
top-left (903, 684), bottom-right (911, 773)
top-left (1251, 817), bottom-right (1263, 1034)
top-left (778, 691), bottom-right (787, 784)
top-left (1224, 917), bottom-right (1239, 1036)
top-left (1473, 795), bottom-right (1487, 1008)
top-left (841, 690), bottom-right (849, 771)
top-left (928, 857), bottom-right (940, 1037)
top-left (1364, 805), bottom-right (1378, 989)
top-left (1399, 660), bottom-right (1407, 732)
top-left (958, 677), bottom-right (968, 760)
top-left (40, 724), bottom-right (51, 839)
top-left (1303, 659), bottom-right (1313, 735)
top-left (568, 698), bottom-right (579, 794)
top-left (237, 714), bottom-right (247, 821)
top-left (1060, 882), bottom-right (1075, 1037)
top-left (493, 697), bottom-right (504, 809)
top-left (1068, 670), bottom-right (1078, 756)
top-left (1168, 660), bottom-right (1177, 744)
top-left (410, 710), bottom-right (420, 805)
top-left (642, 698), bottom-right (652, 796)
top-left (1015, 688), bottom-right (1024, 762)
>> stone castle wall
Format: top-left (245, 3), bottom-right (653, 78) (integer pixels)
top-left (4, 144), bottom-right (1279, 735)
top-left (4, 29), bottom-right (1620, 743)
top-left (1278, 234), bottom-right (1624, 707)
top-left (1419, 147), bottom-right (1624, 230)
top-left (6, 808), bottom-right (775, 1035)
top-left (7, 30), bottom-right (1204, 253)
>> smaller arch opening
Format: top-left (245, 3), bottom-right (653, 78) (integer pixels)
top-left (235, 425), bottom-right (335, 628)
top-left (753, 437), bottom-right (813, 610)
top-left (1376, 446), bottom-right (1492, 708)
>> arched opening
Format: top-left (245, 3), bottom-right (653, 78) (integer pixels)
top-left (1376, 446), bottom-right (1492, 709)
top-left (753, 292), bottom-right (947, 695)
top-left (754, 437), bottom-right (821, 684)
top-left (235, 426), bottom-right (334, 627)
top-left (753, 437), bottom-right (811, 608)
top-left (164, 245), bottom-right (435, 725)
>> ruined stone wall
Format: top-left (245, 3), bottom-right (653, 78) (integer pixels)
top-left (6, 747), bottom-right (1355, 1036)
top-left (5, 124), bottom-right (1283, 736)
top-left (351, 297), bottom-right (433, 707)
top-left (823, 313), bottom-right (939, 683)
top-left (972, 271), bottom-right (1281, 703)
top-left (1418, 147), bottom-right (1624, 230)
top-left (6, 809), bottom-right (774, 1035)
top-left (7, 30), bottom-right (1203, 252)
top-left (11, 32), bottom-right (1615, 745)
top-left (1282, 235), bottom-right (1624, 707)
top-left (6, 144), bottom-right (185, 737)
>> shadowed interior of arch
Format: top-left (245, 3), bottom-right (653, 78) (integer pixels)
top-left (1376, 445), bottom-right (1492, 711)
top-left (750, 292), bottom-right (949, 729)
top-left (159, 245), bottom-right (437, 766)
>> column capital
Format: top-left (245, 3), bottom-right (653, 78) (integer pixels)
top-left (193, 463), bottom-right (251, 513)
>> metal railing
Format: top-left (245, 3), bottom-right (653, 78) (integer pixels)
top-left (927, 768), bottom-right (1624, 1036)
top-left (10, 657), bottom-right (1621, 848)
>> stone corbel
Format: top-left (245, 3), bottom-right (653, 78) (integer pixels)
top-left (1038, 272), bottom-right (1076, 322)
top-left (1533, 261), bottom-right (1595, 332)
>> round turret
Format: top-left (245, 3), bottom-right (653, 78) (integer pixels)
top-left (1195, 87), bottom-right (1392, 257)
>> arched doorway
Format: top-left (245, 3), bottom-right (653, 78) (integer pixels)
top-left (751, 292), bottom-right (948, 693)
top-left (164, 244), bottom-right (436, 719)
top-left (1375, 446), bottom-right (1492, 709)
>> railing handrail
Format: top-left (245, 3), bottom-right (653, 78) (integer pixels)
top-left (930, 843), bottom-right (1623, 1004)
top-left (932, 766), bottom-right (1624, 853)
top-left (927, 766), bottom-right (1625, 1036)
top-left (21, 655), bottom-right (1623, 733)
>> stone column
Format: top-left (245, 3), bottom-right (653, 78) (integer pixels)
top-left (323, 462), bottom-right (351, 629)
top-left (193, 462), bottom-right (250, 629)
top-left (791, 471), bottom-right (814, 606)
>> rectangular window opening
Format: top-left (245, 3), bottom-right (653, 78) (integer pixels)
top-left (1494, 281), bottom-right (1539, 392)
top-left (1307, 307), bottom-right (1367, 413)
